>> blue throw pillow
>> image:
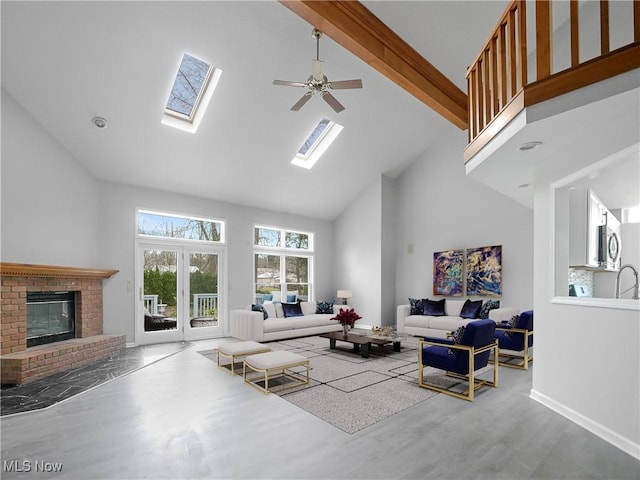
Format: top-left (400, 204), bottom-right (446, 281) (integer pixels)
top-left (460, 299), bottom-right (483, 319)
top-left (282, 302), bottom-right (304, 318)
top-left (286, 294), bottom-right (297, 302)
top-left (316, 301), bottom-right (334, 314)
top-left (262, 294), bottom-right (273, 302)
top-left (251, 304), bottom-right (268, 320)
top-left (478, 299), bottom-right (500, 319)
top-left (409, 298), bottom-right (425, 315)
top-left (423, 298), bottom-right (446, 316)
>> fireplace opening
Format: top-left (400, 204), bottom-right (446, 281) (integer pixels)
top-left (26, 292), bottom-right (76, 347)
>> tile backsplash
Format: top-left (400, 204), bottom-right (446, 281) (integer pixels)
top-left (568, 268), bottom-right (594, 296)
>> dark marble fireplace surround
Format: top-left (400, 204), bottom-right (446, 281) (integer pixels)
top-left (1, 262), bottom-right (126, 384)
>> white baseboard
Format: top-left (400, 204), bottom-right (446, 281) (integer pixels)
top-left (530, 388), bottom-right (640, 461)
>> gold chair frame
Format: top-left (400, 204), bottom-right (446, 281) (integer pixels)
top-left (495, 326), bottom-right (534, 370)
top-left (217, 346), bottom-right (271, 375)
top-left (243, 357), bottom-right (310, 395)
top-left (418, 339), bottom-right (499, 402)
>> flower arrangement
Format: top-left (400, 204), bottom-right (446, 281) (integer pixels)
top-left (331, 307), bottom-right (362, 327)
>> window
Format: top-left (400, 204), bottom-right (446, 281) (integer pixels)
top-left (166, 54), bottom-right (210, 118)
top-left (254, 227), bottom-right (281, 248)
top-left (137, 210), bottom-right (225, 243)
top-left (161, 53), bottom-right (223, 134)
top-left (291, 118), bottom-right (343, 169)
top-left (254, 226), bottom-right (311, 251)
top-left (253, 225), bottom-right (313, 303)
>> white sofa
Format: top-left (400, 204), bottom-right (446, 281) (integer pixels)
top-left (397, 299), bottom-right (519, 339)
top-left (229, 302), bottom-right (345, 342)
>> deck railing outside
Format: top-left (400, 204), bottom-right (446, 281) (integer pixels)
top-left (193, 293), bottom-right (218, 318)
top-left (143, 295), bottom-right (158, 315)
top-left (465, 0), bottom-right (640, 161)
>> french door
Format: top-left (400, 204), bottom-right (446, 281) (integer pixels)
top-left (136, 241), bottom-right (225, 344)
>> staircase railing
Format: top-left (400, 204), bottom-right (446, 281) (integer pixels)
top-left (465, 0), bottom-right (640, 162)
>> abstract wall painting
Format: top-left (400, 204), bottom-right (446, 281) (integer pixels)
top-left (433, 249), bottom-right (464, 296)
top-left (466, 245), bottom-right (502, 297)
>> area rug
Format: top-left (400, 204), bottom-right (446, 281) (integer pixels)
top-left (1, 342), bottom-right (192, 416)
top-left (199, 334), bottom-right (466, 434)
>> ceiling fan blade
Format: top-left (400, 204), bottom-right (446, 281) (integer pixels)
top-left (322, 92), bottom-right (345, 113)
top-left (291, 93), bottom-right (313, 111)
top-left (329, 79), bottom-right (363, 90)
top-left (273, 80), bottom-right (307, 88)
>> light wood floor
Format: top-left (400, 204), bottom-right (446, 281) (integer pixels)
top-left (2, 338), bottom-right (639, 479)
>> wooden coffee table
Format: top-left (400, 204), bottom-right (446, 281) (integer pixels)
top-left (319, 331), bottom-right (401, 358)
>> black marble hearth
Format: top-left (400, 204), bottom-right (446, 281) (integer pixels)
top-left (1, 342), bottom-right (191, 416)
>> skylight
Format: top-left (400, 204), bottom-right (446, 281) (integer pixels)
top-left (291, 118), bottom-right (343, 169)
top-left (161, 53), bottom-right (222, 134)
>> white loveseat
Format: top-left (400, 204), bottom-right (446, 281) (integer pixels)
top-left (397, 299), bottom-right (518, 339)
top-left (229, 302), bottom-right (345, 342)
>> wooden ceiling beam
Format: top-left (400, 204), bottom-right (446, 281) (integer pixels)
top-left (279, 0), bottom-right (469, 129)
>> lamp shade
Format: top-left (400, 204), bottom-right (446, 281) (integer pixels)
top-left (337, 290), bottom-right (352, 299)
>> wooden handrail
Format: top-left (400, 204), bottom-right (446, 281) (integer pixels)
top-left (466, 0), bottom-right (640, 161)
top-left (466, 1), bottom-right (528, 142)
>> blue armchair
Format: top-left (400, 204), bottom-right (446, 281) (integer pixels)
top-left (418, 319), bottom-right (498, 401)
top-left (494, 310), bottom-right (533, 370)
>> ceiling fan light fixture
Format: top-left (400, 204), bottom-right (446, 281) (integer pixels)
top-left (272, 28), bottom-right (363, 113)
top-left (312, 60), bottom-right (324, 81)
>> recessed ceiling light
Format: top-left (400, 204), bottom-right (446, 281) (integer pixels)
top-left (92, 117), bottom-right (108, 129)
top-left (518, 141), bottom-right (542, 151)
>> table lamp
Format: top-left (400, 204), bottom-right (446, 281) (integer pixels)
top-left (337, 290), bottom-right (352, 305)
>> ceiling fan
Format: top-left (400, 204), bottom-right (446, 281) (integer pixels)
top-left (273, 28), bottom-right (363, 113)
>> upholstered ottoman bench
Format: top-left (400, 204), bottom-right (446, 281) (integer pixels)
top-left (243, 351), bottom-right (310, 394)
top-left (217, 341), bottom-right (271, 375)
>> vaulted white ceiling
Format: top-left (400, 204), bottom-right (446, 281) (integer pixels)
top-left (1, 1), bottom-right (508, 220)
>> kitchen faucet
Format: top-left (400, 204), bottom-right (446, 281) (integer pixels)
top-left (615, 264), bottom-right (639, 299)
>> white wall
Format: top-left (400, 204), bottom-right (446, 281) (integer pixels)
top-left (332, 126), bottom-right (534, 329)
top-left (395, 126), bottom-right (534, 310)
top-left (533, 175), bottom-right (640, 457)
top-left (97, 181), bottom-right (335, 342)
top-left (1, 89), bottom-right (99, 266)
top-left (381, 175), bottom-right (397, 326)
top-left (333, 176), bottom-right (383, 327)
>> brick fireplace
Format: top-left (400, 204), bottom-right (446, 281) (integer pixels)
top-left (1, 262), bottom-right (126, 384)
